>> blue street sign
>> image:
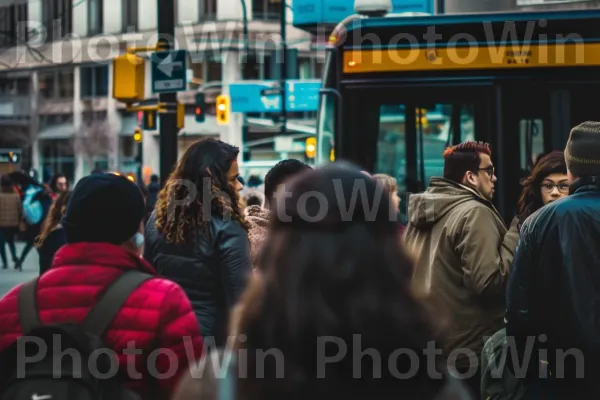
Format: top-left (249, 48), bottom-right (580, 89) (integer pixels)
top-left (286, 80), bottom-right (321, 112)
top-left (292, 0), bottom-right (433, 26)
top-left (151, 49), bottom-right (188, 93)
top-left (229, 80), bottom-right (321, 113)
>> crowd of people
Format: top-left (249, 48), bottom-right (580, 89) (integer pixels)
top-left (0, 121), bottom-right (595, 399)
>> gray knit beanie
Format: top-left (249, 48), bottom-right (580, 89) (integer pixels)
top-left (564, 121), bottom-right (600, 177)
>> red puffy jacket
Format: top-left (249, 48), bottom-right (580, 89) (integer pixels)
top-left (0, 242), bottom-right (204, 400)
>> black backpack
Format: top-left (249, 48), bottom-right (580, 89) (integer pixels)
top-left (0, 270), bottom-right (153, 400)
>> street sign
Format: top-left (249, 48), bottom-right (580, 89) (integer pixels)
top-left (292, 0), bottom-right (433, 26)
top-left (151, 49), bottom-right (188, 93)
top-left (286, 80), bottom-right (321, 112)
top-left (229, 80), bottom-right (321, 113)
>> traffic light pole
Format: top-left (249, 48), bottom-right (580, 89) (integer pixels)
top-left (279, 2), bottom-right (287, 136)
top-left (157, 0), bottom-right (178, 184)
top-left (241, 0), bottom-right (249, 152)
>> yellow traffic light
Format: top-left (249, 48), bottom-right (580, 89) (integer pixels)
top-left (177, 103), bottom-right (185, 129)
top-left (305, 137), bottom-right (317, 158)
top-left (113, 53), bottom-right (145, 102)
top-left (216, 95), bottom-right (230, 126)
top-left (133, 127), bottom-right (143, 143)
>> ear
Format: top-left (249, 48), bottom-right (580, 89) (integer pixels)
top-left (463, 170), bottom-right (477, 187)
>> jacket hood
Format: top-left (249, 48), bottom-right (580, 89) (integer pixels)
top-left (52, 242), bottom-right (157, 275)
top-left (245, 205), bottom-right (270, 229)
top-left (245, 205), bottom-right (270, 270)
top-left (407, 177), bottom-right (495, 229)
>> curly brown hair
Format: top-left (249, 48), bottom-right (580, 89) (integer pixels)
top-left (154, 138), bottom-right (248, 245)
top-left (517, 150), bottom-right (567, 229)
top-left (35, 191), bottom-right (71, 248)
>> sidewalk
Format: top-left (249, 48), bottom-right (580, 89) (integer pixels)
top-left (0, 242), bottom-right (39, 297)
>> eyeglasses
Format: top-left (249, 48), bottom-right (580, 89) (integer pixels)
top-left (540, 182), bottom-right (570, 193)
top-left (478, 166), bottom-right (495, 177)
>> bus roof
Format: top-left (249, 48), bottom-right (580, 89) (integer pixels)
top-left (343, 8), bottom-right (600, 32)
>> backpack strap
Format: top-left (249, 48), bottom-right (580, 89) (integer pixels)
top-left (18, 278), bottom-right (42, 334)
top-left (82, 271), bottom-right (153, 337)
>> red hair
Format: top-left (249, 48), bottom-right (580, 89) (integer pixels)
top-left (443, 141), bottom-right (491, 159)
top-left (443, 141), bottom-right (492, 183)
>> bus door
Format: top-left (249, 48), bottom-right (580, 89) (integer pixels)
top-left (498, 82), bottom-right (553, 218)
top-left (368, 84), bottom-right (495, 222)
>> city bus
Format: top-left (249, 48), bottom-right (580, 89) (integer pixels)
top-left (316, 7), bottom-right (600, 222)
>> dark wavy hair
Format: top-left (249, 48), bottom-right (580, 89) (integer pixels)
top-left (517, 150), bottom-right (567, 228)
top-left (154, 138), bottom-right (247, 245)
top-left (233, 163), bottom-right (446, 399)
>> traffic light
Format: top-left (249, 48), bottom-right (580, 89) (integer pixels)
top-left (133, 127), bottom-right (142, 143)
top-left (177, 103), bottom-right (185, 129)
top-left (216, 95), bottom-right (230, 126)
top-left (305, 137), bottom-right (317, 158)
top-left (113, 53), bottom-right (145, 102)
top-left (141, 111), bottom-right (157, 130)
top-left (195, 92), bottom-right (205, 123)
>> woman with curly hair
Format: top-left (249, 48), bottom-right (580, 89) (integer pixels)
top-left (516, 150), bottom-right (569, 229)
top-left (35, 190), bottom-right (71, 275)
top-left (144, 138), bottom-right (252, 346)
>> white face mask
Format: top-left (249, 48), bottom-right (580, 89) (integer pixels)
top-left (130, 232), bottom-right (144, 249)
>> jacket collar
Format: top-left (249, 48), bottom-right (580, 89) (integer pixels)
top-left (430, 177), bottom-right (503, 219)
top-left (570, 176), bottom-right (600, 195)
top-left (51, 242), bottom-right (157, 274)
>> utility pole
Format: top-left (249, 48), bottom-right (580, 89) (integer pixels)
top-left (279, 1), bottom-right (287, 136)
top-left (157, 0), bottom-right (177, 183)
top-left (240, 0), bottom-right (249, 153)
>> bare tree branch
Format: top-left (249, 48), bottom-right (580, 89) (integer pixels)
top-left (72, 118), bottom-right (116, 159)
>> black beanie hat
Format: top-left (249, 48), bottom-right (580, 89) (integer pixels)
top-left (62, 173), bottom-right (146, 245)
top-left (565, 121), bottom-right (600, 177)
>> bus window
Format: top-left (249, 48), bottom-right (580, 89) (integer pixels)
top-left (376, 104), bottom-right (406, 195)
top-left (415, 104), bottom-right (476, 188)
top-left (519, 119), bottom-right (544, 173)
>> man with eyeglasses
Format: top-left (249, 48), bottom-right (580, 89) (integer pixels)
top-left (506, 121), bottom-right (600, 398)
top-left (403, 141), bottom-right (519, 397)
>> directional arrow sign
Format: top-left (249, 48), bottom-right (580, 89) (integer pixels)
top-left (151, 49), bottom-right (188, 93)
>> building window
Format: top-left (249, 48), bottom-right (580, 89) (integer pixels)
top-left (206, 61), bottom-right (222, 82)
top-left (199, 0), bottom-right (217, 21)
top-left (0, 3), bottom-right (28, 47)
top-left (253, 0), bottom-right (281, 21)
top-left (42, 0), bottom-right (72, 42)
top-left (58, 68), bottom-right (74, 98)
top-left (39, 70), bottom-right (55, 99)
top-left (80, 65), bottom-right (109, 98)
top-left (88, 0), bottom-right (103, 36)
top-left (189, 62), bottom-right (204, 89)
top-left (39, 68), bottom-right (74, 99)
top-left (242, 54), bottom-right (260, 80)
top-left (122, 0), bottom-right (138, 32)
